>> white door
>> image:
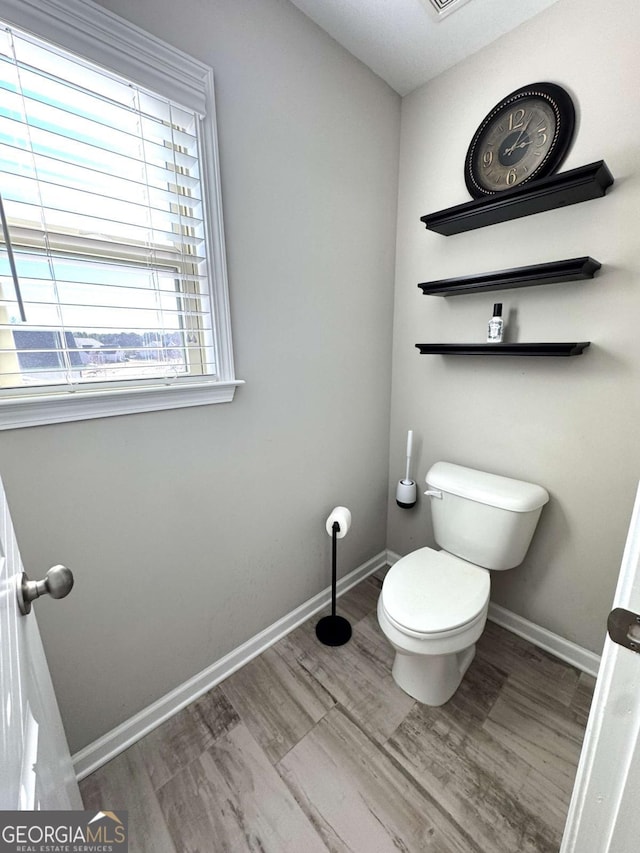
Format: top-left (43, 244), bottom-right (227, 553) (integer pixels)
top-left (0, 475), bottom-right (81, 810)
top-left (561, 481), bottom-right (640, 852)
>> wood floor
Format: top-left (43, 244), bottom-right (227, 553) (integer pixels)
top-left (80, 567), bottom-right (595, 852)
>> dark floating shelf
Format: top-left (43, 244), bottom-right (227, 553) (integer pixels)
top-left (421, 161), bottom-right (613, 236)
top-left (418, 256), bottom-right (601, 296)
top-left (415, 342), bottom-right (591, 357)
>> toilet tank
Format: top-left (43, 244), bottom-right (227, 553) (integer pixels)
top-left (425, 462), bottom-right (549, 571)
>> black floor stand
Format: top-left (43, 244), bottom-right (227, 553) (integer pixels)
top-left (316, 521), bottom-right (352, 646)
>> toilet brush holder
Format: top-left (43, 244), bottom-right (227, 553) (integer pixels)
top-left (396, 479), bottom-right (417, 508)
top-left (396, 429), bottom-right (417, 508)
top-left (316, 519), bottom-right (352, 647)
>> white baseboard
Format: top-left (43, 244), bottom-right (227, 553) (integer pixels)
top-left (386, 550), bottom-right (601, 679)
top-left (73, 550), bottom-right (388, 780)
top-left (487, 602), bottom-right (601, 678)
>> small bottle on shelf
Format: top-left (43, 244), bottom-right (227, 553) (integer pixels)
top-left (487, 302), bottom-right (504, 343)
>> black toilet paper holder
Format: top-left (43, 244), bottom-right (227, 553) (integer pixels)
top-left (315, 521), bottom-right (352, 647)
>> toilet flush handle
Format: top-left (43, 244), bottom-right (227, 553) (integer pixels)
top-left (424, 489), bottom-right (443, 499)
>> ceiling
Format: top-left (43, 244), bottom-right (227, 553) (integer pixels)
top-left (287, 0), bottom-right (560, 95)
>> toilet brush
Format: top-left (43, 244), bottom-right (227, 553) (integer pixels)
top-left (396, 429), bottom-right (417, 508)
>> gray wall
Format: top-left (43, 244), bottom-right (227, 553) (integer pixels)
top-left (387, 0), bottom-right (640, 654)
top-left (0, 0), bottom-right (400, 752)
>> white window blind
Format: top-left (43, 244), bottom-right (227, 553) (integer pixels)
top-left (0, 19), bottom-right (223, 399)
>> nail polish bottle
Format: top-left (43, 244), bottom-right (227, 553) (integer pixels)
top-left (487, 303), bottom-right (504, 343)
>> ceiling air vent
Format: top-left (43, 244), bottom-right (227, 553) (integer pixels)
top-left (423, 0), bottom-right (474, 19)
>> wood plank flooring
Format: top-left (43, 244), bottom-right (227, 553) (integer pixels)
top-left (80, 567), bottom-right (595, 852)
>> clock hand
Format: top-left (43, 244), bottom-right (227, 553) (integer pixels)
top-left (504, 136), bottom-right (521, 156)
top-left (504, 116), bottom-right (534, 156)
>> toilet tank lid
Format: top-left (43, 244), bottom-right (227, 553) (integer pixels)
top-left (426, 462), bottom-right (550, 513)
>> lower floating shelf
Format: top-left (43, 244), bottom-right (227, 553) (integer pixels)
top-left (416, 342), bottom-right (590, 357)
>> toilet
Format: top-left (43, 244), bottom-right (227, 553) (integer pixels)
top-left (378, 461), bottom-right (549, 706)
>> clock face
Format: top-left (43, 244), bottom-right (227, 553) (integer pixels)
top-left (464, 83), bottom-right (575, 198)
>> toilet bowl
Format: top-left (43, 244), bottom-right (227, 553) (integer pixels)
top-left (378, 547), bottom-right (490, 705)
top-left (378, 461), bottom-right (549, 705)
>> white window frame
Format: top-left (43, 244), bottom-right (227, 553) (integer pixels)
top-left (0, 0), bottom-right (242, 430)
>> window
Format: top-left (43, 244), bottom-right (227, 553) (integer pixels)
top-left (0, 0), bottom-right (240, 429)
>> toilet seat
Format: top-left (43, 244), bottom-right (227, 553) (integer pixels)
top-left (381, 547), bottom-right (490, 637)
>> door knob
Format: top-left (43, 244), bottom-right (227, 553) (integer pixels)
top-left (17, 565), bottom-right (74, 615)
top-left (607, 607), bottom-right (640, 654)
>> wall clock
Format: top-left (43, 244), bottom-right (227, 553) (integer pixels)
top-left (464, 82), bottom-right (576, 199)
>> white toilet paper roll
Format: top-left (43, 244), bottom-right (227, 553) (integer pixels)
top-left (326, 506), bottom-right (351, 539)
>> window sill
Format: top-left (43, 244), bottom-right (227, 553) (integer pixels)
top-left (0, 379), bottom-right (245, 430)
